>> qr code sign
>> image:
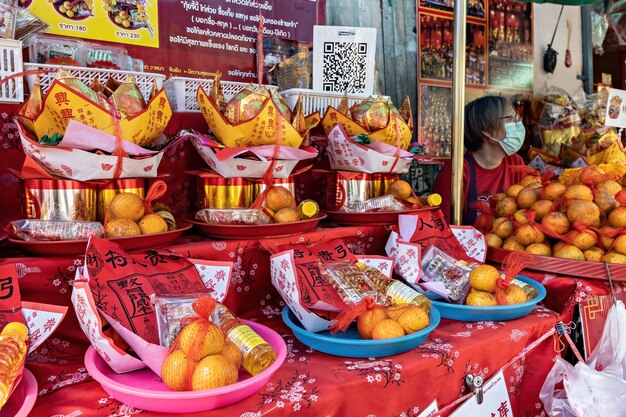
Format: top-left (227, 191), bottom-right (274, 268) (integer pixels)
top-left (313, 26), bottom-right (376, 95)
top-left (322, 42), bottom-right (368, 93)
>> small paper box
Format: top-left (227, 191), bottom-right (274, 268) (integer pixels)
top-left (72, 258), bottom-right (233, 375)
top-left (197, 86), bottom-right (317, 148)
top-left (19, 80), bottom-right (172, 148)
top-left (187, 130), bottom-right (318, 179)
top-left (326, 124), bottom-right (413, 174)
top-left (321, 106), bottom-right (412, 150)
top-left (17, 119), bottom-right (175, 181)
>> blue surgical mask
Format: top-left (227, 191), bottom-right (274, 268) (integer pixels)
top-left (499, 121), bottom-right (525, 156)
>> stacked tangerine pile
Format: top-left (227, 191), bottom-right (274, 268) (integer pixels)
top-left (356, 303), bottom-right (430, 340)
top-left (106, 190), bottom-right (176, 238)
top-left (484, 165), bottom-right (626, 264)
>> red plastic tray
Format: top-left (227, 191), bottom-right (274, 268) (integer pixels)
top-left (323, 207), bottom-right (434, 226)
top-left (186, 214), bottom-right (327, 240)
top-left (8, 221), bottom-right (191, 256)
top-left (487, 247), bottom-right (626, 281)
top-left (0, 368), bottom-right (37, 417)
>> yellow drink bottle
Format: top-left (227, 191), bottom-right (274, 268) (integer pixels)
top-left (211, 304), bottom-right (276, 376)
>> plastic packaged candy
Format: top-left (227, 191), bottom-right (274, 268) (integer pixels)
top-left (421, 246), bottom-right (473, 304)
top-left (152, 293), bottom-right (207, 347)
top-left (318, 261), bottom-right (389, 307)
top-left (6, 219), bottom-right (104, 241)
top-left (29, 34), bottom-right (85, 65)
top-left (211, 303), bottom-right (277, 376)
top-left (510, 278), bottom-right (539, 300)
top-left (343, 194), bottom-right (407, 213)
top-left (195, 208), bottom-right (272, 225)
top-left (356, 262), bottom-right (431, 312)
top-left (0, 322), bottom-right (28, 409)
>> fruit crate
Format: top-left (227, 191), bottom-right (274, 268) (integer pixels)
top-left (23, 63), bottom-right (166, 102)
top-left (163, 76), bottom-right (278, 112)
top-left (281, 88), bottom-right (387, 116)
top-left (0, 39), bottom-right (24, 104)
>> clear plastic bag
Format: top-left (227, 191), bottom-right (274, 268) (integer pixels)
top-left (6, 219), bottom-right (104, 241)
top-left (195, 208), bottom-right (272, 225)
top-left (587, 300), bottom-right (626, 379)
top-left (540, 357), bottom-right (626, 417)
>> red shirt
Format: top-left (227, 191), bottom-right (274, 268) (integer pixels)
top-left (433, 153), bottom-right (525, 224)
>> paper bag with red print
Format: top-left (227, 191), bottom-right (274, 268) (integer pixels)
top-left (73, 237), bottom-right (233, 374)
top-left (270, 239), bottom-right (393, 332)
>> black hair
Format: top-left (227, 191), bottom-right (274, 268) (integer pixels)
top-left (464, 96), bottom-right (510, 152)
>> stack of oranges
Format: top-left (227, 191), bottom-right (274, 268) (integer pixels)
top-left (105, 193), bottom-right (175, 238)
top-left (356, 303), bottom-right (429, 340)
top-left (485, 165), bottom-right (626, 264)
top-left (161, 318), bottom-right (242, 391)
top-left (465, 265), bottom-right (528, 306)
top-left (264, 186), bottom-right (319, 223)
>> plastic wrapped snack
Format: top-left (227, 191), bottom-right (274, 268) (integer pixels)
top-left (318, 261), bottom-right (389, 306)
top-left (152, 293), bottom-right (206, 347)
top-left (343, 194), bottom-right (407, 213)
top-left (421, 246), bottom-right (472, 304)
top-left (195, 208), bottom-right (272, 225)
top-left (510, 278), bottom-right (538, 300)
top-left (6, 219), bottom-right (104, 241)
top-left (356, 262), bottom-right (431, 312)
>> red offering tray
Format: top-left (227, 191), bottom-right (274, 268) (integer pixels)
top-left (0, 369), bottom-right (38, 417)
top-left (323, 207), bottom-right (434, 226)
top-left (487, 247), bottom-right (626, 281)
top-left (186, 214), bottom-right (327, 240)
top-left (8, 221), bottom-right (191, 256)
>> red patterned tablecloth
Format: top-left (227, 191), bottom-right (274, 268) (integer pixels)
top-left (0, 227), bottom-right (561, 417)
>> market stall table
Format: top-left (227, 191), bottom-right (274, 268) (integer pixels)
top-left (0, 226), bottom-right (562, 417)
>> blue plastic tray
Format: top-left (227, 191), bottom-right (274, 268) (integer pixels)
top-left (282, 305), bottom-right (441, 358)
top-left (427, 275), bottom-right (546, 322)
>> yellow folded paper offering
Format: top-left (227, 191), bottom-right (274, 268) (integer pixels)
top-left (321, 95), bottom-right (413, 150)
top-left (197, 75), bottom-right (317, 148)
top-left (18, 72), bottom-right (172, 148)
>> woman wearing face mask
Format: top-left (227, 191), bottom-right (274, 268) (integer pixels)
top-left (433, 95), bottom-right (527, 225)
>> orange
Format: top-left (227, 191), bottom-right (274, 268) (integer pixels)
top-left (371, 319), bottom-right (405, 340)
top-left (596, 180), bottom-right (622, 196)
top-left (485, 233), bottom-right (503, 248)
top-left (191, 354), bottom-right (238, 391)
top-left (594, 191), bottom-right (619, 214)
top-left (564, 184), bottom-right (594, 201)
top-left (513, 209), bottom-right (530, 225)
top-left (138, 213), bottom-right (168, 234)
top-left (568, 229), bottom-right (598, 251)
top-left (567, 201), bottom-right (601, 228)
top-left (161, 349), bottom-right (196, 391)
top-left (178, 321), bottom-right (225, 361)
top-left (542, 212), bottom-right (571, 235)
top-left (520, 175), bottom-right (541, 187)
top-left (553, 244), bottom-right (585, 261)
top-left (499, 285), bottom-right (528, 305)
top-left (387, 180), bottom-right (413, 200)
top-left (396, 307), bottom-right (429, 334)
top-left (274, 207), bottom-right (301, 223)
top-left (542, 182), bottom-right (566, 201)
top-left (531, 200), bottom-right (552, 221)
top-left (468, 265), bottom-right (500, 292)
top-left (465, 291), bottom-right (497, 306)
top-left (493, 217), bottom-right (515, 239)
top-left (357, 308), bottom-right (388, 339)
top-left (602, 251), bottom-right (626, 264)
top-left (105, 218), bottom-right (141, 238)
top-left (608, 207), bottom-right (626, 228)
top-left (526, 243), bottom-right (552, 256)
top-left (598, 226), bottom-right (616, 250)
top-left (516, 186), bottom-right (540, 209)
top-left (385, 304), bottom-right (412, 321)
top-left (506, 184), bottom-right (524, 199)
top-left (515, 224), bottom-right (545, 246)
top-left (265, 186), bottom-right (296, 212)
top-left (614, 235), bottom-right (626, 255)
top-left (495, 197), bottom-right (518, 217)
top-left (108, 192), bottom-right (145, 221)
top-left (221, 341), bottom-right (242, 370)
top-left (584, 247), bottom-right (604, 262)
top-left (502, 237), bottom-right (525, 251)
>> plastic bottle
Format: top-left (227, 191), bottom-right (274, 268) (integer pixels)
top-left (356, 263), bottom-right (431, 312)
top-left (211, 304), bottom-right (276, 376)
top-left (0, 322), bottom-right (28, 408)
